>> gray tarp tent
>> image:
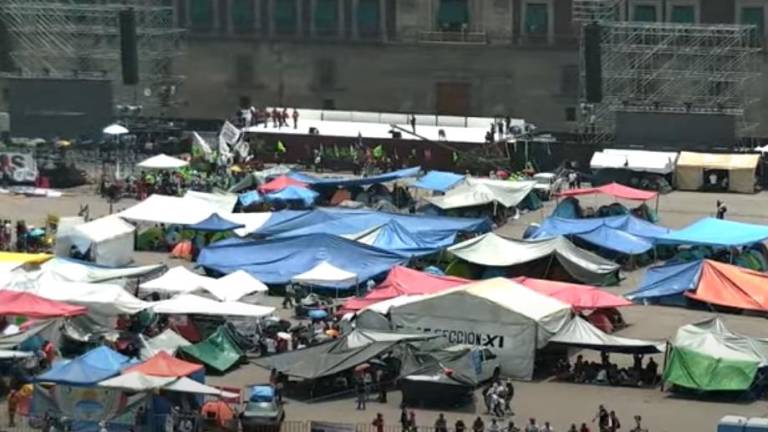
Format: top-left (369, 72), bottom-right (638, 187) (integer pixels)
top-left (447, 233), bottom-right (620, 285)
top-left (254, 329), bottom-right (436, 380)
top-left (548, 316), bottom-right (665, 354)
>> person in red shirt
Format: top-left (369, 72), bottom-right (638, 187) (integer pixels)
top-left (372, 413), bottom-right (384, 432)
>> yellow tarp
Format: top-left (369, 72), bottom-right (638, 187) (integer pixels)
top-left (0, 252), bottom-right (52, 265)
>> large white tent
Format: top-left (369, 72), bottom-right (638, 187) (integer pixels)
top-left (183, 191), bottom-right (238, 214)
top-left (39, 258), bottom-right (164, 284)
top-left (388, 277), bottom-right (572, 379)
top-left (590, 149), bottom-right (678, 174)
top-left (199, 270), bottom-right (267, 302)
top-left (150, 294), bottom-right (274, 317)
top-left (120, 194), bottom-right (218, 225)
top-left (139, 266), bottom-right (214, 295)
top-left (292, 261), bottom-right (358, 288)
top-left (61, 216), bottom-right (136, 266)
top-left (427, 179), bottom-right (536, 210)
top-left (99, 372), bottom-right (238, 397)
top-left (137, 154), bottom-right (189, 170)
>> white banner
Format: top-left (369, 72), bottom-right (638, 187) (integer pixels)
top-left (219, 121), bottom-right (241, 147)
top-left (0, 151), bottom-right (38, 183)
top-left (192, 132), bottom-right (213, 159)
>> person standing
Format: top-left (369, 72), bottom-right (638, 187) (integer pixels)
top-left (472, 417), bottom-right (485, 432)
top-left (542, 422), bottom-right (555, 432)
top-left (372, 413), bottom-right (385, 432)
top-left (716, 200), bottom-right (727, 219)
top-left (410, 114), bottom-right (417, 133)
top-left (400, 407), bottom-right (409, 431)
top-left (525, 419), bottom-right (540, 432)
top-left (292, 109), bottom-right (299, 129)
top-left (409, 411), bottom-right (417, 432)
top-left (272, 108), bottom-right (280, 128)
top-left (7, 386), bottom-right (19, 427)
top-left (281, 108), bottom-right (289, 128)
top-left (355, 377), bottom-right (366, 410)
top-left (608, 412), bottom-right (621, 432)
top-left (593, 405), bottom-right (610, 432)
top-left (435, 413), bottom-right (448, 432)
top-left (456, 419), bottom-right (467, 432)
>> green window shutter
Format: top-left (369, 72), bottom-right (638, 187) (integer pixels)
top-left (357, 0), bottom-right (380, 34)
top-left (315, 0), bottom-right (338, 33)
top-left (232, 0), bottom-right (256, 32)
top-left (275, 0), bottom-right (298, 35)
top-left (438, 0), bottom-right (469, 30)
top-left (189, 0), bottom-right (214, 29)
top-left (670, 5), bottom-right (694, 23)
top-left (742, 7), bottom-right (765, 36)
top-left (633, 5), bottom-right (657, 22)
top-left (524, 3), bottom-right (549, 35)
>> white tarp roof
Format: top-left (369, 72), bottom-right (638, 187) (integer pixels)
top-left (139, 266), bottom-right (214, 294)
top-left (448, 233), bottom-right (619, 286)
top-left (139, 329), bottom-right (191, 360)
top-left (39, 258), bottom-right (164, 284)
top-left (183, 191), bottom-right (238, 214)
top-left (292, 261), bottom-right (358, 287)
top-left (199, 270), bottom-right (267, 302)
top-left (590, 149), bottom-right (678, 174)
top-left (150, 294), bottom-right (274, 317)
top-left (225, 212), bottom-right (274, 236)
top-left (549, 316), bottom-right (665, 353)
top-left (99, 372), bottom-right (238, 397)
top-left (120, 195), bottom-right (217, 225)
top-left (672, 317), bottom-right (768, 365)
top-left (6, 271), bottom-right (149, 316)
top-left (137, 154), bottom-right (189, 169)
top-left (73, 215), bottom-right (135, 243)
top-left (427, 179), bottom-right (536, 210)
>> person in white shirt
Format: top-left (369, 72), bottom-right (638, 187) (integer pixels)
top-left (525, 418), bottom-right (540, 432)
top-left (542, 422), bottom-right (555, 432)
top-left (489, 419), bottom-right (500, 432)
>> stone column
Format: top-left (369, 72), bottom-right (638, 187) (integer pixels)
top-left (212, 0), bottom-right (221, 30)
top-left (337, 0), bottom-right (346, 38)
top-left (267, 0), bottom-right (275, 36)
top-left (351, 0), bottom-right (359, 40)
top-left (310, 0), bottom-right (318, 37)
top-left (296, 0), bottom-right (304, 37)
top-left (185, 0), bottom-right (192, 28)
top-left (226, 0), bottom-right (234, 33)
top-left (254, 0), bottom-right (262, 32)
top-left (379, 0), bottom-right (387, 41)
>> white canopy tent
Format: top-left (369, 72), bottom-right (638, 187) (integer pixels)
top-left (99, 372), bottom-right (239, 398)
top-left (199, 270), bottom-right (267, 302)
top-left (292, 261), bottom-right (358, 288)
top-left (120, 194), bottom-right (218, 225)
top-left (590, 149), bottom-right (678, 174)
top-left (548, 316), bottom-right (666, 353)
top-left (139, 328), bottom-right (191, 360)
top-left (139, 266), bottom-right (215, 295)
top-left (64, 216), bottom-right (136, 267)
top-left (103, 124), bottom-right (129, 135)
top-left (150, 294), bottom-right (275, 318)
top-left (389, 277), bottom-right (572, 380)
top-left (137, 154), bottom-right (189, 170)
top-left (39, 258), bottom-right (164, 284)
top-left (183, 191), bottom-right (238, 214)
top-left (427, 179), bottom-right (536, 210)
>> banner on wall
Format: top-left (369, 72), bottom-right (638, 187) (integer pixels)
top-left (0, 151), bottom-right (38, 183)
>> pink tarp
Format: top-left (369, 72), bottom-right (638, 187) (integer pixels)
top-left (258, 176), bottom-right (307, 193)
top-left (0, 290), bottom-right (87, 318)
top-left (124, 351), bottom-right (203, 377)
top-left (514, 277), bottom-right (632, 311)
top-left (556, 182), bottom-right (657, 201)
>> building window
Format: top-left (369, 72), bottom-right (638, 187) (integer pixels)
top-left (741, 6), bottom-right (765, 38)
top-left (438, 0), bottom-right (469, 32)
top-left (275, 0), bottom-right (298, 35)
top-left (189, 0), bottom-right (214, 30)
top-left (357, 0), bottom-right (380, 37)
top-left (633, 4), bottom-right (657, 22)
top-left (232, 0), bottom-right (255, 33)
top-left (670, 5), bottom-right (695, 23)
top-left (234, 55), bottom-right (254, 86)
top-left (524, 3), bottom-right (549, 36)
top-left (315, 0), bottom-right (338, 36)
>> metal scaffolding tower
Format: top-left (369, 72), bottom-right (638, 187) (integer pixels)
top-left (0, 0), bottom-right (184, 114)
top-left (574, 1), bottom-right (762, 145)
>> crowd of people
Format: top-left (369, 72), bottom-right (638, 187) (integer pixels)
top-left (554, 353), bottom-right (659, 388)
top-left (369, 404), bottom-right (648, 432)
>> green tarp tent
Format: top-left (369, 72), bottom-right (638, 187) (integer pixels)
top-left (180, 325), bottom-right (244, 373)
top-left (663, 318), bottom-right (768, 392)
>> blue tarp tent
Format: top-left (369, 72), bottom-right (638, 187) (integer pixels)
top-left (36, 358), bottom-right (118, 386)
top-left (412, 171), bottom-right (465, 193)
top-left (188, 213), bottom-right (245, 232)
top-left (260, 208), bottom-right (490, 238)
top-left (350, 220), bottom-right (456, 257)
top-left (265, 186), bottom-right (319, 207)
top-left (288, 166), bottom-right (421, 188)
top-left (238, 191), bottom-right (263, 207)
top-left (656, 217), bottom-right (768, 247)
top-left (79, 346), bottom-right (136, 371)
top-left (529, 215), bottom-right (670, 255)
top-left (625, 260), bottom-right (702, 306)
top-left (198, 233), bottom-right (406, 286)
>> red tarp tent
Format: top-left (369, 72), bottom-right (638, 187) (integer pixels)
top-left (124, 351), bottom-right (203, 377)
top-left (685, 260), bottom-right (768, 312)
top-left (340, 266), bottom-right (468, 312)
top-left (514, 277), bottom-right (632, 311)
top-left (556, 182), bottom-right (657, 201)
top-left (0, 290), bottom-right (87, 318)
top-left (258, 176), bottom-right (307, 193)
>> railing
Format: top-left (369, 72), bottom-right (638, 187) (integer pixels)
top-left (418, 31), bottom-right (488, 44)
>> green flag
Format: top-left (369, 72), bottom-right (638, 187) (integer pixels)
top-left (373, 145), bottom-right (384, 159)
top-left (276, 140), bottom-right (286, 153)
top-left (452, 152), bottom-right (459, 162)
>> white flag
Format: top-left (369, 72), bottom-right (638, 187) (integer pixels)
top-left (192, 132), bottom-right (213, 159)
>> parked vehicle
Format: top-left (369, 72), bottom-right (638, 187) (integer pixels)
top-left (240, 385), bottom-right (285, 432)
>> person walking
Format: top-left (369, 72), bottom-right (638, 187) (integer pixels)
top-left (593, 405), bottom-right (610, 432)
top-left (292, 109), bottom-right (299, 129)
top-left (525, 418), bottom-right (540, 432)
top-left (355, 377), bottom-right (366, 410)
top-left (608, 412), bottom-right (621, 432)
top-left (473, 417), bottom-right (485, 432)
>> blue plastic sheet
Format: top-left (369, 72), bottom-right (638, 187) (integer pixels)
top-left (625, 260), bottom-right (703, 305)
top-left (357, 220), bottom-right (456, 257)
top-left (657, 217), bottom-right (768, 247)
top-left (198, 233), bottom-right (406, 287)
top-left (36, 357), bottom-right (118, 386)
top-left (188, 213), bottom-right (245, 232)
top-left (412, 171), bottom-right (465, 192)
top-left (265, 186), bottom-right (319, 207)
top-left (288, 166), bottom-right (420, 188)
top-left (239, 190), bottom-right (263, 207)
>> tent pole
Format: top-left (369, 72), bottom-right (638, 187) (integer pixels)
top-left (654, 195), bottom-right (659, 214)
top-left (543, 253), bottom-right (556, 278)
top-left (660, 342), bottom-right (670, 392)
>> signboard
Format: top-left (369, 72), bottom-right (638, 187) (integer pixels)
top-left (0, 151), bottom-right (38, 183)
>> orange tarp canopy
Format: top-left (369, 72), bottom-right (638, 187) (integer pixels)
top-left (124, 351), bottom-right (203, 377)
top-left (686, 260), bottom-right (768, 311)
